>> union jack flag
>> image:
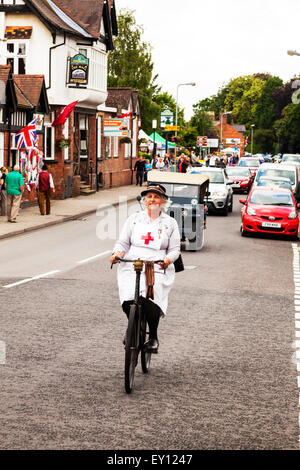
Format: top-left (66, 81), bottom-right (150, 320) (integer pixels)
top-left (15, 118), bottom-right (37, 149)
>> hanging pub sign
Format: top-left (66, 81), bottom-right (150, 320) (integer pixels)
top-left (68, 54), bottom-right (89, 85)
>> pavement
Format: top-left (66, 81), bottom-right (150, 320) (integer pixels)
top-left (0, 184), bottom-right (142, 240)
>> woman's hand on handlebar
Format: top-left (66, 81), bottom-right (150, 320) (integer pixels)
top-left (159, 257), bottom-right (171, 270)
top-left (110, 251), bottom-right (125, 264)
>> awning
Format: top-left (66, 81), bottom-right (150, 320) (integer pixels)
top-left (148, 132), bottom-right (175, 148)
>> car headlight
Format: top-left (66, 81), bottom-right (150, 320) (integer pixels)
top-left (246, 207), bottom-right (256, 216)
top-left (288, 211), bottom-right (298, 219)
top-left (212, 191), bottom-right (226, 197)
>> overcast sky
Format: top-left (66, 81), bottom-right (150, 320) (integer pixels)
top-left (115, 0), bottom-right (300, 122)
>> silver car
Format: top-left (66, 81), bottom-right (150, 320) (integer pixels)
top-left (188, 167), bottom-right (233, 215)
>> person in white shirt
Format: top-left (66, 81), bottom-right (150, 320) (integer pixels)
top-left (110, 184), bottom-right (180, 352)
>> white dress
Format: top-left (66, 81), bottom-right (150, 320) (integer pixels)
top-left (113, 211), bottom-right (181, 315)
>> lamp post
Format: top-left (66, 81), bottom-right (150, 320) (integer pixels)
top-left (250, 124), bottom-right (255, 155)
top-left (175, 82), bottom-right (196, 170)
top-left (220, 110), bottom-right (232, 151)
top-left (152, 119), bottom-right (157, 159)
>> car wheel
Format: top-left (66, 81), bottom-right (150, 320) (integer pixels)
top-left (228, 195), bottom-right (233, 213)
top-left (221, 200), bottom-right (229, 216)
top-left (240, 225), bottom-right (248, 237)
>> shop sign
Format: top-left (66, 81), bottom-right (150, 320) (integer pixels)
top-left (103, 118), bottom-right (129, 137)
top-left (160, 109), bottom-right (174, 129)
top-left (226, 138), bottom-right (240, 144)
top-left (68, 54), bottom-right (89, 85)
top-left (33, 113), bottom-right (44, 131)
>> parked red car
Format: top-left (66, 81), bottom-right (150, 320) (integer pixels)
top-left (226, 167), bottom-right (253, 193)
top-left (239, 187), bottom-right (300, 239)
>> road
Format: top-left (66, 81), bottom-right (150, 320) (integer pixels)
top-left (0, 195), bottom-right (299, 450)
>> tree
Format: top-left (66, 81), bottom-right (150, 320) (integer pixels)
top-left (224, 75), bottom-right (265, 124)
top-left (107, 9), bottom-right (160, 134)
top-left (254, 76), bottom-right (283, 129)
top-left (252, 129), bottom-right (275, 153)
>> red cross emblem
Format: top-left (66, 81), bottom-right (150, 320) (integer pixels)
top-left (141, 232), bottom-right (154, 245)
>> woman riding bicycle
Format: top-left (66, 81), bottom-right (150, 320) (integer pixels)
top-left (110, 184), bottom-right (180, 352)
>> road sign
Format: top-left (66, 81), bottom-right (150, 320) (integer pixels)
top-left (164, 125), bottom-right (180, 131)
top-left (197, 136), bottom-right (208, 147)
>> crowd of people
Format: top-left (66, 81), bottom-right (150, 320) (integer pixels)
top-left (134, 151), bottom-right (240, 185)
top-left (0, 164), bottom-right (55, 222)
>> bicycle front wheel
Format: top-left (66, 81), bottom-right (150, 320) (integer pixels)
top-left (141, 315), bottom-right (151, 373)
top-left (125, 304), bottom-right (139, 394)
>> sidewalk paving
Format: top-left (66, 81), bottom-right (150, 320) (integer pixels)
top-left (0, 184), bottom-right (142, 240)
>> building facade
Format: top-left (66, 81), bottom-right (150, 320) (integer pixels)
top-left (0, 0), bottom-right (118, 199)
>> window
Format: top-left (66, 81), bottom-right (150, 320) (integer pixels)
top-left (62, 118), bottom-right (69, 161)
top-left (79, 114), bottom-right (89, 158)
top-left (6, 40), bottom-right (27, 74)
top-left (97, 116), bottom-right (101, 159)
top-left (79, 48), bottom-right (87, 57)
top-left (113, 136), bottom-right (118, 157)
top-left (0, 133), bottom-right (4, 168)
top-left (11, 111), bottom-right (27, 127)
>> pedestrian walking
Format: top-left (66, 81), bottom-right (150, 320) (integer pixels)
top-left (144, 158), bottom-right (152, 183)
top-left (5, 164), bottom-right (24, 223)
top-left (134, 155), bottom-right (146, 186)
top-left (35, 164), bottom-right (55, 215)
top-left (157, 157), bottom-right (165, 171)
top-left (163, 156), bottom-right (170, 171)
top-left (0, 166), bottom-right (8, 216)
top-left (152, 155), bottom-right (159, 169)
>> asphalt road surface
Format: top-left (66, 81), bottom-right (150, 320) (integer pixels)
top-left (0, 195), bottom-right (299, 450)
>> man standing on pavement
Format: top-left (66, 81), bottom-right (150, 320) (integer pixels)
top-left (5, 164), bottom-right (24, 223)
top-left (134, 155), bottom-right (146, 186)
top-left (35, 164), bottom-right (55, 215)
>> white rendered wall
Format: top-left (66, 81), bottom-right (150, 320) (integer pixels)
top-left (4, 13), bottom-right (108, 109)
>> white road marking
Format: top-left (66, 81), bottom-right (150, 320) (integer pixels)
top-left (77, 250), bottom-right (111, 264)
top-left (3, 270), bottom-right (61, 289)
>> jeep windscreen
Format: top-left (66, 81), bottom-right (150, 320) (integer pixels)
top-left (162, 183), bottom-right (199, 199)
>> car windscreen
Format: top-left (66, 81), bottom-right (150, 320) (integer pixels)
top-left (161, 183), bottom-right (199, 199)
top-left (258, 179), bottom-right (291, 189)
top-left (238, 159), bottom-right (260, 167)
top-left (250, 190), bottom-right (294, 206)
top-left (282, 155), bottom-right (300, 163)
top-left (190, 171), bottom-right (224, 183)
top-left (226, 168), bottom-right (250, 177)
top-left (256, 168), bottom-right (295, 185)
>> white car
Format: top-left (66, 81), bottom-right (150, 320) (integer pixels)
top-left (188, 167), bottom-right (233, 215)
top-left (281, 154), bottom-right (300, 167)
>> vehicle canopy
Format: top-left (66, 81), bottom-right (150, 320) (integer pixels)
top-left (147, 170), bottom-right (210, 204)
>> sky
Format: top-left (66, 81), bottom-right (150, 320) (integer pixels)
top-left (115, 0), bottom-right (300, 122)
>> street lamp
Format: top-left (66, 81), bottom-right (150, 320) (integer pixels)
top-left (287, 50), bottom-right (300, 57)
top-left (152, 119), bottom-right (157, 158)
top-left (175, 82), bottom-right (196, 169)
top-left (251, 124), bottom-right (255, 155)
top-left (220, 111), bottom-right (232, 151)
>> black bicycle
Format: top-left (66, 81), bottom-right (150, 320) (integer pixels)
top-left (112, 257), bottom-right (163, 394)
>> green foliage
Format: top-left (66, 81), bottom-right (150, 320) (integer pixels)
top-left (254, 76), bottom-right (283, 129)
top-left (108, 9), bottom-right (160, 134)
top-left (276, 103), bottom-right (300, 153)
top-left (252, 129), bottom-right (275, 154)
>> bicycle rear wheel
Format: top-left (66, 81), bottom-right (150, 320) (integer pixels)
top-left (125, 304), bottom-right (139, 394)
top-left (141, 315), bottom-right (151, 373)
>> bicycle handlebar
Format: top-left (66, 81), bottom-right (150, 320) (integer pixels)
top-left (111, 257), bottom-right (165, 269)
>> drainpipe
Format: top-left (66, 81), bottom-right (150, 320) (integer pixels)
top-left (47, 32), bottom-right (66, 90)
